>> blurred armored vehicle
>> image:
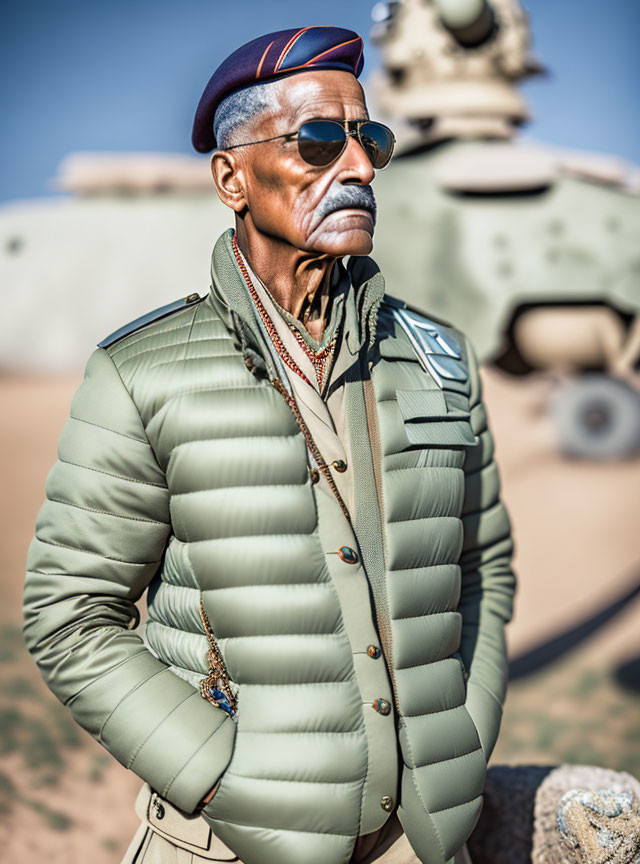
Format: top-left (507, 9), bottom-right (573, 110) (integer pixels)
top-left (370, 0), bottom-right (640, 459)
top-left (0, 153), bottom-right (230, 371)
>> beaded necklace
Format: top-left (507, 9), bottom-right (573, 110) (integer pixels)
top-left (232, 232), bottom-right (336, 393)
top-left (289, 327), bottom-right (337, 392)
top-left (231, 233), bottom-right (351, 522)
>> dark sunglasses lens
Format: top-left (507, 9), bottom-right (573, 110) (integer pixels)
top-left (297, 121), bottom-right (346, 166)
top-left (359, 122), bottom-right (395, 168)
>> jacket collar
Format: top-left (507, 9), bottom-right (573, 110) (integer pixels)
top-left (208, 229), bottom-right (386, 371)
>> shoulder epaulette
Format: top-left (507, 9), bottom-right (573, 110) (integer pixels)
top-left (98, 292), bottom-right (204, 349)
top-left (381, 294), bottom-right (468, 390)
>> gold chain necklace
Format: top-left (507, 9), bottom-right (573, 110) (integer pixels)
top-left (289, 326), bottom-right (337, 392)
top-left (198, 239), bottom-right (351, 714)
top-left (232, 232), bottom-right (336, 392)
top-left (231, 233), bottom-right (351, 522)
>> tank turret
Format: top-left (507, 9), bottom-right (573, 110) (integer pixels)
top-left (435, 0), bottom-right (497, 48)
top-left (370, 0), bottom-right (542, 150)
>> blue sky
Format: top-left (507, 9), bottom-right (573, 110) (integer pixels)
top-left (1, 0), bottom-right (638, 203)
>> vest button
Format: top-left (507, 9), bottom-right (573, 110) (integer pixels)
top-left (310, 469), bottom-right (320, 485)
top-left (367, 645), bottom-right (382, 659)
top-left (380, 795), bottom-right (393, 812)
top-left (372, 698), bottom-right (391, 715)
top-left (338, 546), bottom-right (358, 565)
top-left (332, 459), bottom-right (347, 473)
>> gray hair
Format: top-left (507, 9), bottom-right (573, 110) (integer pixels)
top-left (213, 79), bottom-right (282, 150)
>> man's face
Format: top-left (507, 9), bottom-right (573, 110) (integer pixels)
top-left (218, 70), bottom-right (378, 257)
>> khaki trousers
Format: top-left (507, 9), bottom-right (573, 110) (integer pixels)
top-left (121, 784), bottom-right (473, 864)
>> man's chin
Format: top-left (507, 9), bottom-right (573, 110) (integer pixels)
top-left (304, 210), bottom-right (375, 256)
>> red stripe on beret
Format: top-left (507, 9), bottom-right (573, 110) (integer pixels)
top-left (192, 26), bottom-right (365, 153)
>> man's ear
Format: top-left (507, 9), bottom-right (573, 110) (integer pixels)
top-left (211, 150), bottom-right (247, 213)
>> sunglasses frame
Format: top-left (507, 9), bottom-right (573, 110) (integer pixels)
top-left (223, 117), bottom-right (396, 169)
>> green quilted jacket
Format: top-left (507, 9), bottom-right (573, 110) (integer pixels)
top-left (23, 229), bottom-right (516, 864)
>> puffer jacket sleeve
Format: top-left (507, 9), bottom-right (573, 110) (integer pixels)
top-left (457, 334), bottom-right (517, 763)
top-left (22, 347), bottom-right (236, 813)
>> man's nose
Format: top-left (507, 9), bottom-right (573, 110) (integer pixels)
top-left (339, 132), bottom-right (376, 185)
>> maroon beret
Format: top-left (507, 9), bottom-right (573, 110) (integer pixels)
top-left (192, 26), bottom-right (365, 153)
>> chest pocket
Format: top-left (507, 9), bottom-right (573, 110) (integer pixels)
top-left (396, 387), bottom-right (477, 450)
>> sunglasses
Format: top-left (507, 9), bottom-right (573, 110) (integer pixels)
top-left (224, 118), bottom-right (396, 169)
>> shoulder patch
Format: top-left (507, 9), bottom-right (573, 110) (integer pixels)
top-left (98, 293), bottom-right (204, 349)
top-left (386, 302), bottom-right (469, 392)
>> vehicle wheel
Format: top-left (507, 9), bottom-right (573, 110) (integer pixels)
top-left (549, 374), bottom-right (640, 460)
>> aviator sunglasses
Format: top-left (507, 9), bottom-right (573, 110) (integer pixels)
top-left (224, 118), bottom-right (396, 169)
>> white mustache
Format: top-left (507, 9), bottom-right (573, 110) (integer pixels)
top-left (313, 182), bottom-right (377, 227)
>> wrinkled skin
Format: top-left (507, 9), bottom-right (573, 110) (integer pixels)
top-left (211, 70), bottom-right (380, 337)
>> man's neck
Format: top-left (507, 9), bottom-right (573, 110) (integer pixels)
top-left (235, 223), bottom-right (338, 343)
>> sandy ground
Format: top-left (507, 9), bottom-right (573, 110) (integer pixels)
top-left (1, 366), bottom-right (639, 862)
top-left (482, 368), bottom-right (640, 662)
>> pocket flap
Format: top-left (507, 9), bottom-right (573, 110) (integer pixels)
top-left (404, 419), bottom-right (477, 448)
top-left (396, 389), bottom-right (476, 448)
top-left (397, 389), bottom-right (471, 422)
top-left (443, 391), bottom-right (472, 417)
top-left (397, 388), bottom-right (448, 420)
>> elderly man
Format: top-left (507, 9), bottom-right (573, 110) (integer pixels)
top-left (23, 26), bottom-right (516, 864)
